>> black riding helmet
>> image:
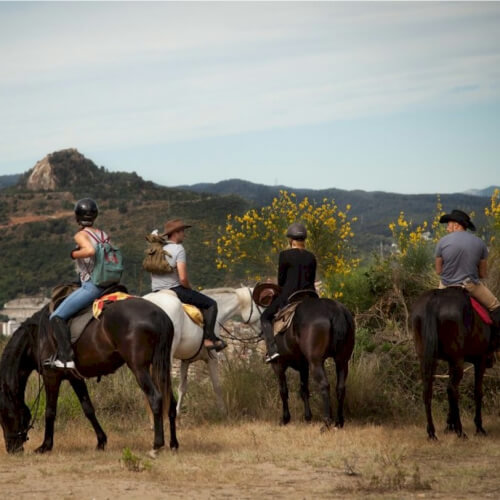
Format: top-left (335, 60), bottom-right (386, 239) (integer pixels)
top-left (74, 198), bottom-right (98, 227)
top-left (286, 222), bottom-right (307, 241)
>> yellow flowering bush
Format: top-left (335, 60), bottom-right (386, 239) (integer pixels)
top-left (388, 196), bottom-right (446, 256)
top-left (215, 191), bottom-right (359, 296)
top-left (485, 188), bottom-right (500, 241)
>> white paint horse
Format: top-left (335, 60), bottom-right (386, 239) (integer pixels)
top-left (143, 286), bottom-right (262, 414)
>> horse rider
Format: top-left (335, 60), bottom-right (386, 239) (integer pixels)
top-left (260, 222), bottom-right (317, 363)
top-left (45, 198), bottom-right (109, 370)
top-left (151, 218), bottom-right (227, 352)
top-left (436, 209), bottom-right (500, 354)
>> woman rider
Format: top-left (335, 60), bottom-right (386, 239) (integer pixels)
top-left (260, 222), bottom-right (317, 363)
top-left (45, 198), bottom-right (108, 370)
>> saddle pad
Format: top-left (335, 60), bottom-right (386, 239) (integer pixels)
top-left (69, 309), bottom-right (94, 345)
top-left (182, 304), bottom-right (204, 326)
top-left (93, 292), bottom-right (134, 319)
top-left (155, 289), bottom-right (204, 326)
top-left (470, 297), bottom-right (493, 325)
top-left (273, 301), bottom-right (301, 335)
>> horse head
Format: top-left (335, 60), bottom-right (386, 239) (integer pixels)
top-left (0, 387), bottom-right (31, 453)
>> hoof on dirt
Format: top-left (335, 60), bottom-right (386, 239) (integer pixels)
top-left (476, 428), bottom-right (487, 436)
top-left (148, 447), bottom-right (164, 459)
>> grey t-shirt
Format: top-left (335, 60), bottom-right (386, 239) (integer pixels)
top-left (435, 231), bottom-right (488, 285)
top-left (151, 242), bottom-right (186, 290)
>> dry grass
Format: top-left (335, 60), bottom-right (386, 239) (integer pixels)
top-left (1, 418), bottom-right (500, 499)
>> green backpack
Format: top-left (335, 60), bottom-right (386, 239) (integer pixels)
top-left (84, 229), bottom-right (124, 287)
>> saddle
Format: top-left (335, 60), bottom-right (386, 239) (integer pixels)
top-left (155, 289), bottom-right (204, 326)
top-left (272, 289), bottom-right (319, 335)
top-left (49, 283), bottom-right (132, 344)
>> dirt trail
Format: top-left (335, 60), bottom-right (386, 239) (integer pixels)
top-left (0, 211), bottom-right (73, 229)
top-left (1, 420), bottom-right (499, 499)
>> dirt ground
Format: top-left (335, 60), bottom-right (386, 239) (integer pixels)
top-left (1, 417), bottom-right (500, 500)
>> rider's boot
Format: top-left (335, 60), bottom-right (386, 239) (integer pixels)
top-left (202, 304), bottom-right (227, 352)
top-left (44, 316), bottom-right (76, 370)
top-left (261, 321), bottom-right (279, 363)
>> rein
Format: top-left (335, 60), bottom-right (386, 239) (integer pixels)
top-left (217, 288), bottom-right (263, 344)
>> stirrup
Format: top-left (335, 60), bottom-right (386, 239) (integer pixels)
top-left (265, 352), bottom-right (280, 363)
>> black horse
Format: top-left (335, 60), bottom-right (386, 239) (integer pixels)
top-left (0, 298), bottom-right (178, 454)
top-left (272, 297), bottom-right (355, 429)
top-left (411, 287), bottom-right (494, 439)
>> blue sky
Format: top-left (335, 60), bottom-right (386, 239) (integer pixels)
top-left (1, 1), bottom-right (499, 194)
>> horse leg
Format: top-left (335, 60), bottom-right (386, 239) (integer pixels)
top-left (446, 361), bottom-right (466, 438)
top-left (311, 361), bottom-right (333, 430)
top-left (272, 363), bottom-right (290, 425)
top-left (167, 388), bottom-right (179, 450)
top-left (207, 356), bottom-right (226, 414)
top-left (35, 375), bottom-right (62, 453)
top-left (334, 359), bottom-right (349, 428)
top-left (473, 358), bottom-right (487, 435)
top-left (69, 377), bottom-right (107, 450)
top-left (298, 363), bottom-right (312, 422)
top-left (135, 369), bottom-right (165, 451)
top-left (176, 360), bottom-right (189, 415)
top-left (420, 361), bottom-right (437, 440)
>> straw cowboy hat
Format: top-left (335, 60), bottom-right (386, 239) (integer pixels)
top-left (163, 219), bottom-right (192, 237)
top-left (439, 209), bottom-right (476, 231)
top-left (252, 282), bottom-right (282, 307)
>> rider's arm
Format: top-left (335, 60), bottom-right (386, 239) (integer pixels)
top-left (177, 261), bottom-right (191, 288)
top-left (478, 259), bottom-right (487, 279)
top-left (71, 230), bottom-right (96, 259)
top-left (435, 257), bottom-right (443, 275)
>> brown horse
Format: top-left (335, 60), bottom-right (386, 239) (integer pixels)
top-left (272, 297), bottom-right (355, 429)
top-left (411, 287), bottom-right (494, 439)
top-left (0, 298), bottom-right (178, 454)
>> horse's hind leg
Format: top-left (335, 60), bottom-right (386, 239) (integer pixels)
top-left (299, 363), bottom-right (312, 422)
top-left (69, 377), bottom-right (107, 450)
top-left (334, 359), bottom-right (349, 428)
top-left (311, 361), bottom-right (333, 430)
top-left (176, 360), bottom-right (189, 415)
top-left (446, 361), bottom-right (466, 438)
top-left (135, 369), bottom-right (165, 450)
top-left (273, 363), bottom-right (291, 425)
top-left (167, 389), bottom-right (179, 450)
top-left (35, 374), bottom-right (63, 453)
top-left (473, 359), bottom-right (487, 435)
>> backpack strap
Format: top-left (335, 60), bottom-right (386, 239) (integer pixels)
top-left (84, 228), bottom-right (109, 244)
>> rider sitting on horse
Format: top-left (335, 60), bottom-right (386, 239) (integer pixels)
top-left (260, 222), bottom-right (317, 363)
top-left (436, 209), bottom-right (500, 354)
top-left (151, 218), bottom-right (227, 352)
top-left (46, 198), bottom-right (109, 371)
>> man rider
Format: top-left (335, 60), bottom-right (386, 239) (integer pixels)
top-left (260, 222), bottom-right (317, 363)
top-left (151, 219), bottom-right (227, 352)
top-left (436, 209), bottom-right (500, 357)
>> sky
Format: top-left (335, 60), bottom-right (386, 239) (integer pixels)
top-left (1, 1), bottom-right (499, 194)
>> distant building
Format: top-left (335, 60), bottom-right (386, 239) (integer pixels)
top-left (1, 296), bottom-right (49, 336)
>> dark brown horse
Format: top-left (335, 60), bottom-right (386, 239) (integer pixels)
top-left (272, 297), bottom-right (355, 429)
top-left (411, 287), bottom-right (494, 439)
top-left (0, 298), bottom-right (178, 454)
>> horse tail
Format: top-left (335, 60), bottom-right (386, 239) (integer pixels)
top-left (328, 301), bottom-right (354, 352)
top-left (151, 311), bottom-right (175, 413)
top-left (422, 293), bottom-right (439, 380)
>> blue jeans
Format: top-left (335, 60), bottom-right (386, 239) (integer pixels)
top-left (50, 280), bottom-right (104, 320)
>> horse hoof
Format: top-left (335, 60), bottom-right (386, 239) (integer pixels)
top-left (96, 442), bottom-right (106, 451)
top-left (148, 448), bottom-right (163, 459)
top-left (458, 432), bottom-right (468, 440)
top-left (476, 428), bottom-right (487, 436)
top-left (170, 441), bottom-right (179, 451)
top-left (427, 434), bottom-right (438, 441)
top-left (34, 445), bottom-right (50, 454)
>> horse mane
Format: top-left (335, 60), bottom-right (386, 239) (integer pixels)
top-left (0, 305), bottom-right (50, 396)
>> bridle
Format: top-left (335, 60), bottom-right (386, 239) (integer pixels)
top-left (242, 287), bottom-right (263, 325)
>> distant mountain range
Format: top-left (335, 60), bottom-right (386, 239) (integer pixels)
top-left (0, 149), bottom-right (497, 305)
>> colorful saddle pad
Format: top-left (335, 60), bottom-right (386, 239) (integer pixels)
top-left (93, 292), bottom-right (134, 319)
top-left (470, 297), bottom-right (493, 325)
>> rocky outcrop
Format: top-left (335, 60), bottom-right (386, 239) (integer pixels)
top-left (25, 148), bottom-right (82, 191)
